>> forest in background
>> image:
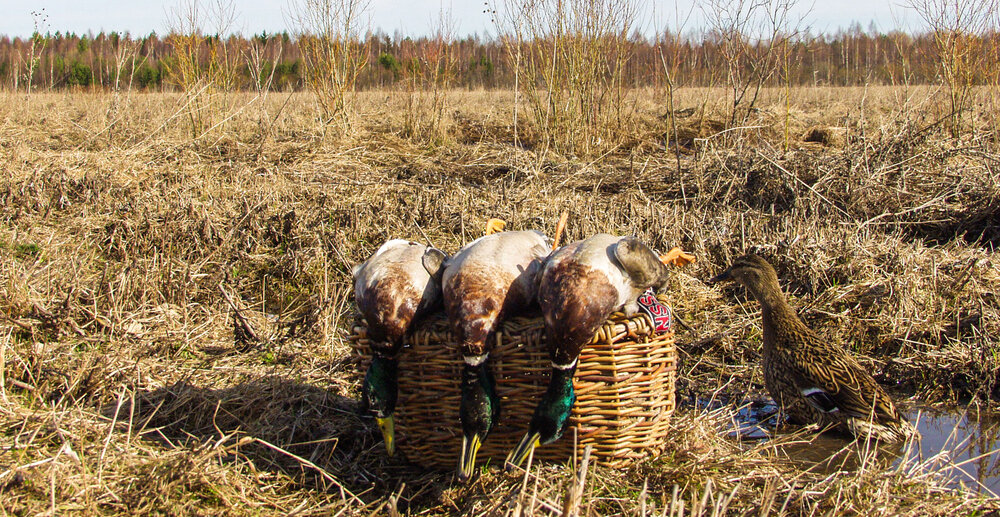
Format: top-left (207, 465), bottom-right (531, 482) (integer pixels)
top-left (1, 25), bottom-right (998, 92)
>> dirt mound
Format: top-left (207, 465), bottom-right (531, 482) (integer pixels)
top-left (803, 126), bottom-right (847, 146)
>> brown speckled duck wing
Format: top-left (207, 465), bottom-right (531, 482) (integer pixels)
top-left (784, 334), bottom-right (906, 426)
top-left (762, 352), bottom-right (820, 425)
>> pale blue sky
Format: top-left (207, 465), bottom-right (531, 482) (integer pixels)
top-left (0, 0), bottom-right (917, 38)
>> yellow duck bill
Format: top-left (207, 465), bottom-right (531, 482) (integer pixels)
top-left (504, 432), bottom-right (541, 471)
top-left (457, 434), bottom-right (483, 482)
top-left (376, 416), bottom-right (395, 456)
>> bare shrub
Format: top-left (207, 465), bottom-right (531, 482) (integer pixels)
top-left (25, 9), bottom-right (50, 95)
top-left (165, 0), bottom-right (241, 139)
top-left (399, 7), bottom-right (458, 143)
top-left (491, 0), bottom-right (642, 156)
top-left (103, 35), bottom-right (143, 146)
top-left (243, 34), bottom-right (285, 159)
top-left (289, 0), bottom-right (371, 130)
top-left (907, 0), bottom-right (997, 138)
top-left (701, 0), bottom-right (802, 126)
top-left (657, 4), bottom-right (697, 194)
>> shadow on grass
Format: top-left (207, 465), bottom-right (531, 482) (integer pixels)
top-left (109, 374), bottom-right (457, 512)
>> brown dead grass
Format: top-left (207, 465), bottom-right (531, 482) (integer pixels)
top-left (0, 86), bottom-right (998, 515)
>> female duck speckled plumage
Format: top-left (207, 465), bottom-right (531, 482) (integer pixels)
top-left (710, 254), bottom-right (917, 443)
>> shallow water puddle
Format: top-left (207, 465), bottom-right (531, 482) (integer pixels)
top-left (724, 401), bottom-right (1000, 495)
top-left (906, 407), bottom-right (1000, 495)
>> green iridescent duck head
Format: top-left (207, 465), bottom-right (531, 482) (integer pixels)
top-left (361, 355), bottom-right (399, 456)
top-left (457, 361), bottom-right (501, 483)
top-left (505, 366), bottom-right (577, 470)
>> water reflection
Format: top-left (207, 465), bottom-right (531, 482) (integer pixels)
top-left (722, 399), bottom-right (1000, 495)
top-left (909, 407), bottom-right (1000, 495)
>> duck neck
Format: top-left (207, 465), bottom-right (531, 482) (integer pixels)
top-left (748, 279), bottom-right (806, 351)
top-left (532, 366), bottom-right (577, 444)
top-left (363, 355), bottom-right (399, 417)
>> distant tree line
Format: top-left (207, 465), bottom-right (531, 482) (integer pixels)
top-left (0, 25), bottom-right (997, 92)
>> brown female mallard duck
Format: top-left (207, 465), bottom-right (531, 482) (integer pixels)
top-left (709, 254), bottom-right (917, 442)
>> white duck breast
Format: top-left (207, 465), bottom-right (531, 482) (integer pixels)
top-left (353, 239), bottom-right (447, 353)
top-left (442, 230), bottom-right (550, 360)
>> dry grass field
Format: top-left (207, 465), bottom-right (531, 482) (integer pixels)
top-left (1, 86), bottom-right (998, 515)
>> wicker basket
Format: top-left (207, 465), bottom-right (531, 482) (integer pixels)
top-left (348, 295), bottom-right (677, 469)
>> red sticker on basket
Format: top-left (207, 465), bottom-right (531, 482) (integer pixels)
top-left (637, 288), bottom-right (672, 333)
